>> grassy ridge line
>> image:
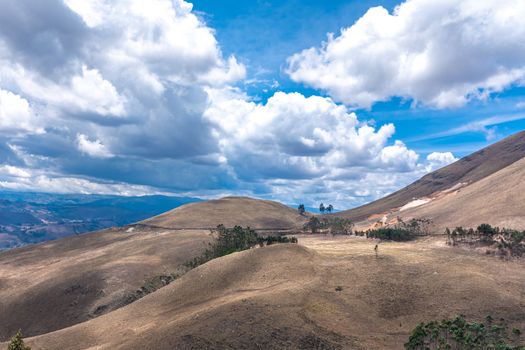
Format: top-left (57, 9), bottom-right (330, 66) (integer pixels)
top-left (125, 225), bottom-right (298, 307)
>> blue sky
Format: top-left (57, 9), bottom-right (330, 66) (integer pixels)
top-left (192, 0), bottom-right (525, 158)
top-left (193, 0), bottom-right (400, 96)
top-left (0, 0), bottom-right (524, 209)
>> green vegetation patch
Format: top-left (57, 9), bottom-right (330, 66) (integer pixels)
top-left (405, 315), bottom-right (524, 350)
top-left (303, 216), bottom-right (354, 235)
top-left (446, 224), bottom-right (525, 258)
top-left (7, 330), bottom-right (31, 350)
top-left (355, 218), bottom-right (432, 242)
top-left (185, 225), bottom-right (298, 269)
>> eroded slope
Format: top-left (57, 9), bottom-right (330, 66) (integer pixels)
top-left (338, 130), bottom-right (525, 222)
top-left (398, 156), bottom-right (525, 232)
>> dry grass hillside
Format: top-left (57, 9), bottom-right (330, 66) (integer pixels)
top-left (11, 236), bottom-right (525, 350)
top-left (0, 226), bottom-right (212, 341)
top-left (338, 130), bottom-right (525, 222)
top-left (0, 196), bottom-right (307, 342)
top-left (141, 196), bottom-right (308, 230)
top-left (398, 156), bottom-right (525, 232)
top-left (1, 136), bottom-right (525, 348)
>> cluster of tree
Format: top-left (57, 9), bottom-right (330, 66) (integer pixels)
top-left (362, 227), bottom-right (415, 241)
top-left (303, 216), bottom-right (354, 235)
top-left (263, 235), bottom-right (298, 245)
top-left (445, 224), bottom-right (525, 258)
top-left (6, 330), bottom-right (31, 350)
top-left (355, 218), bottom-right (432, 242)
top-left (297, 203), bottom-right (335, 215)
top-left (185, 225), bottom-right (298, 268)
top-left (405, 315), bottom-right (524, 350)
top-left (319, 203), bottom-right (334, 214)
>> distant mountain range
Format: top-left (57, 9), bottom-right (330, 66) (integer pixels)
top-left (0, 192), bottom-right (201, 250)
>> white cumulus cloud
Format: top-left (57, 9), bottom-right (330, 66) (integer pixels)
top-left (425, 151), bottom-right (458, 171)
top-left (206, 91), bottom-right (421, 180)
top-left (287, 0), bottom-right (525, 108)
top-left (203, 89), bottom-right (449, 207)
top-left (76, 134), bottom-right (113, 159)
top-left (0, 89), bottom-right (43, 133)
top-left (0, 165), bottom-right (32, 178)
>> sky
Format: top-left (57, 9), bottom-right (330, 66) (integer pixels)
top-left (0, 0), bottom-right (524, 209)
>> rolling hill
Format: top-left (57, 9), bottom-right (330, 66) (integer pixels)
top-left (141, 196), bottom-right (308, 230)
top-left (1, 134), bottom-right (525, 349)
top-left (337, 130), bottom-right (525, 224)
top-left (8, 236), bottom-right (525, 349)
top-left (0, 225), bottom-right (212, 340)
top-left (398, 155), bottom-right (525, 232)
top-left (0, 196), bottom-right (307, 342)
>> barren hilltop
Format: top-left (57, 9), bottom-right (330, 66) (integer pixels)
top-left (142, 196), bottom-right (308, 230)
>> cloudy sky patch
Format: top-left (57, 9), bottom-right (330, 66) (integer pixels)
top-left (0, 0), bottom-right (524, 208)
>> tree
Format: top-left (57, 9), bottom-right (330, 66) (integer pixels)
top-left (304, 216), bottom-right (321, 233)
top-left (327, 217), bottom-right (353, 235)
top-left (327, 204), bottom-right (333, 213)
top-left (297, 204), bottom-right (305, 215)
top-left (319, 203), bottom-right (325, 214)
top-left (7, 330), bottom-right (31, 350)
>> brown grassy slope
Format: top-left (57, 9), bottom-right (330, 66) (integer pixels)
top-left (399, 156), bottom-right (525, 232)
top-left (19, 236), bottom-right (525, 350)
top-left (0, 226), bottom-right (212, 341)
top-left (141, 196), bottom-right (308, 230)
top-left (337, 130), bottom-right (525, 222)
top-left (0, 196), bottom-right (306, 341)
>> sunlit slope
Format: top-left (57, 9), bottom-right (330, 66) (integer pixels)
top-left (399, 156), bottom-right (525, 232)
top-left (18, 237), bottom-right (525, 350)
top-left (0, 226), bottom-right (212, 341)
top-left (338, 130), bottom-right (525, 222)
top-left (0, 196), bottom-right (307, 341)
top-left (141, 196), bottom-right (308, 230)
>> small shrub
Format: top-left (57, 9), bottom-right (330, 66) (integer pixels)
top-left (303, 216), bottom-right (353, 234)
top-left (7, 330), bottom-right (31, 350)
top-left (326, 217), bottom-right (354, 235)
top-left (259, 235), bottom-right (298, 245)
top-left (367, 227), bottom-right (413, 241)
